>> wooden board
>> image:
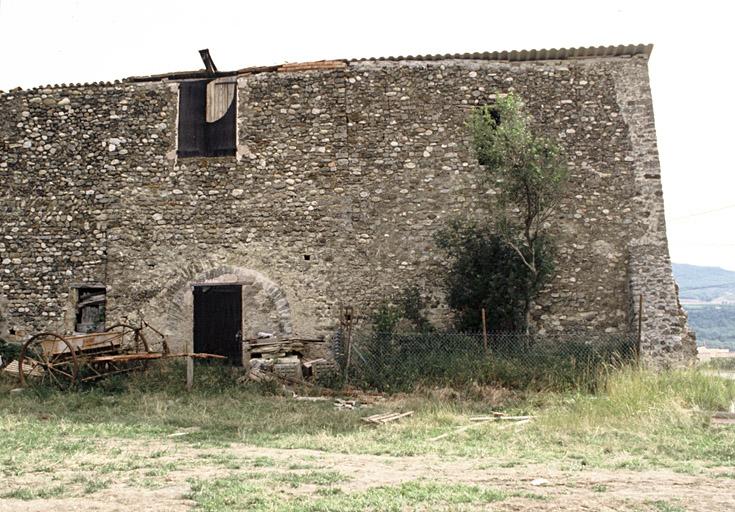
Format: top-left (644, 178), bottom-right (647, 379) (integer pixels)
top-left (89, 352), bottom-right (227, 363)
top-left (40, 332), bottom-right (123, 356)
top-left (362, 411), bottom-right (414, 424)
top-left (2, 360), bottom-right (44, 378)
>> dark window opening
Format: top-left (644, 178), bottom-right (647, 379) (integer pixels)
top-left (75, 287), bottom-right (106, 333)
top-left (303, 254), bottom-right (311, 261)
top-left (178, 79), bottom-right (236, 157)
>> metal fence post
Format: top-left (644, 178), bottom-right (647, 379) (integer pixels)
top-left (343, 306), bottom-right (354, 382)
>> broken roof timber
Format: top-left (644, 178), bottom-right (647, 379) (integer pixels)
top-left (124, 43), bottom-right (652, 84)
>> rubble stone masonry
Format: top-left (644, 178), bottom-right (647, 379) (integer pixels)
top-left (0, 48), bottom-right (696, 365)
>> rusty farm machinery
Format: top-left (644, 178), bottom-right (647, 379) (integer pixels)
top-left (6, 322), bottom-right (224, 389)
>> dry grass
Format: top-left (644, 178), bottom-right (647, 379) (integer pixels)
top-left (0, 364), bottom-right (734, 510)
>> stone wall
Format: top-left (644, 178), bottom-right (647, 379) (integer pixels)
top-left (0, 52), bottom-right (695, 364)
top-left (611, 60), bottom-right (697, 365)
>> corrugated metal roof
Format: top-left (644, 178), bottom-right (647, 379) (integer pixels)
top-left (125, 44), bottom-right (653, 82)
top-left (7, 79), bottom-right (125, 93)
top-left (124, 44), bottom-right (652, 83)
top-left (355, 43), bottom-right (653, 62)
top-left (0, 43), bottom-right (651, 91)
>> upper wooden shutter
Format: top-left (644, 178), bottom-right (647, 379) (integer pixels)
top-left (177, 81), bottom-right (207, 157)
top-left (205, 78), bottom-right (237, 156)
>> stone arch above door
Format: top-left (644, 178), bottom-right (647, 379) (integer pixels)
top-left (153, 265), bottom-right (293, 353)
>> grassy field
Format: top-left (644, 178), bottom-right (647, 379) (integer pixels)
top-left (1, 364), bottom-right (734, 511)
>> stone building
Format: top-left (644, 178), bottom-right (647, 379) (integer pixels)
top-left (0, 44), bottom-right (695, 365)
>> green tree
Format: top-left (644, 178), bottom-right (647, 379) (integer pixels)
top-left (370, 301), bottom-right (402, 334)
top-left (435, 220), bottom-right (552, 332)
top-left (396, 286), bottom-right (433, 333)
top-left (468, 93), bottom-right (567, 330)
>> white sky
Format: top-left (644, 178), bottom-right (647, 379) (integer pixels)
top-left (1, 0), bottom-right (733, 270)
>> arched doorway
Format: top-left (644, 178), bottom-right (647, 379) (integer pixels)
top-left (153, 265), bottom-right (293, 364)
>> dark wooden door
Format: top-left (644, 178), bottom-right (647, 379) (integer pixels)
top-left (193, 285), bottom-right (242, 365)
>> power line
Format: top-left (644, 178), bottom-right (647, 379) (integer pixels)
top-left (680, 281), bottom-right (735, 291)
top-left (673, 242), bottom-right (735, 247)
top-left (669, 203), bottom-right (735, 222)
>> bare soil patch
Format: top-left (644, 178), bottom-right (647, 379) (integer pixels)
top-left (1, 440), bottom-right (733, 511)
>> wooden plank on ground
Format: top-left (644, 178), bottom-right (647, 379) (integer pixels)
top-left (362, 411), bottom-right (414, 424)
top-left (430, 416), bottom-right (533, 442)
top-left (469, 415), bottom-right (532, 422)
top-left (2, 360), bottom-right (44, 377)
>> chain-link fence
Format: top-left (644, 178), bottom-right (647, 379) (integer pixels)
top-left (332, 330), bottom-right (639, 392)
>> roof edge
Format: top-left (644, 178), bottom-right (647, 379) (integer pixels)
top-left (353, 43), bottom-right (653, 63)
top-left (124, 43), bottom-right (652, 84)
top-left (0, 44), bottom-right (653, 91)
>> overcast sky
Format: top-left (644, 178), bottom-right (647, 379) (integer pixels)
top-left (1, 0), bottom-right (733, 270)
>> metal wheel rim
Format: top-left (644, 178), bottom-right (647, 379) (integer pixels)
top-left (18, 333), bottom-right (79, 390)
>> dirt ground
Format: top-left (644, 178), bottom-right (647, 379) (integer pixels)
top-left (1, 440), bottom-right (733, 512)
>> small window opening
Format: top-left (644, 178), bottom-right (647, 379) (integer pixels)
top-left (178, 78), bottom-right (237, 157)
top-left (303, 254), bottom-right (311, 261)
top-left (75, 287), bottom-right (106, 333)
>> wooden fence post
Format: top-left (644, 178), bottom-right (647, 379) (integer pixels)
top-left (481, 308), bottom-right (488, 355)
top-left (186, 333), bottom-right (194, 391)
top-left (637, 294), bottom-right (643, 362)
top-left (186, 356), bottom-right (194, 391)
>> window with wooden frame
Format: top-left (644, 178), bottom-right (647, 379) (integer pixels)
top-left (75, 287), bottom-right (106, 333)
top-left (177, 77), bottom-right (237, 157)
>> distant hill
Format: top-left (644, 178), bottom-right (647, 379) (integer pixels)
top-left (684, 304), bottom-right (735, 350)
top-left (673, 263), bottom-right (735, 350)
top-left (672, 263), bottom-right (735, 303)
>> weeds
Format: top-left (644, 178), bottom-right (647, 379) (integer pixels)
top-left (186, 477), bottom-right (506, 512)
top-left (251, 456), bottom-right (276, 467)
top-left (650, 499), bottom-right (686, 512)
top-left (0, 365), bottom-right (733, 510)
top-left (83, 478), bottom-right (111, 494)
top-left (701, 357), bottom-right (735, 371)
top-left (0, 365), bottom-right (733, 479)
top-left (274, 470), bottom-right (350, 487)
top-left (344, 331), bottom-right (637, 392)
top-left (0, 485), bottom-right (68, 500)
top-left (290, 481), bottom-right (506, 512)
top-left (0, 339), bottom-right (21, 367)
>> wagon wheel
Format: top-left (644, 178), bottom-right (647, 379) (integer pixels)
top-left (100, 323), bottom-right (152, 378)
top-left (18, 333), bottom-right (79, 390)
